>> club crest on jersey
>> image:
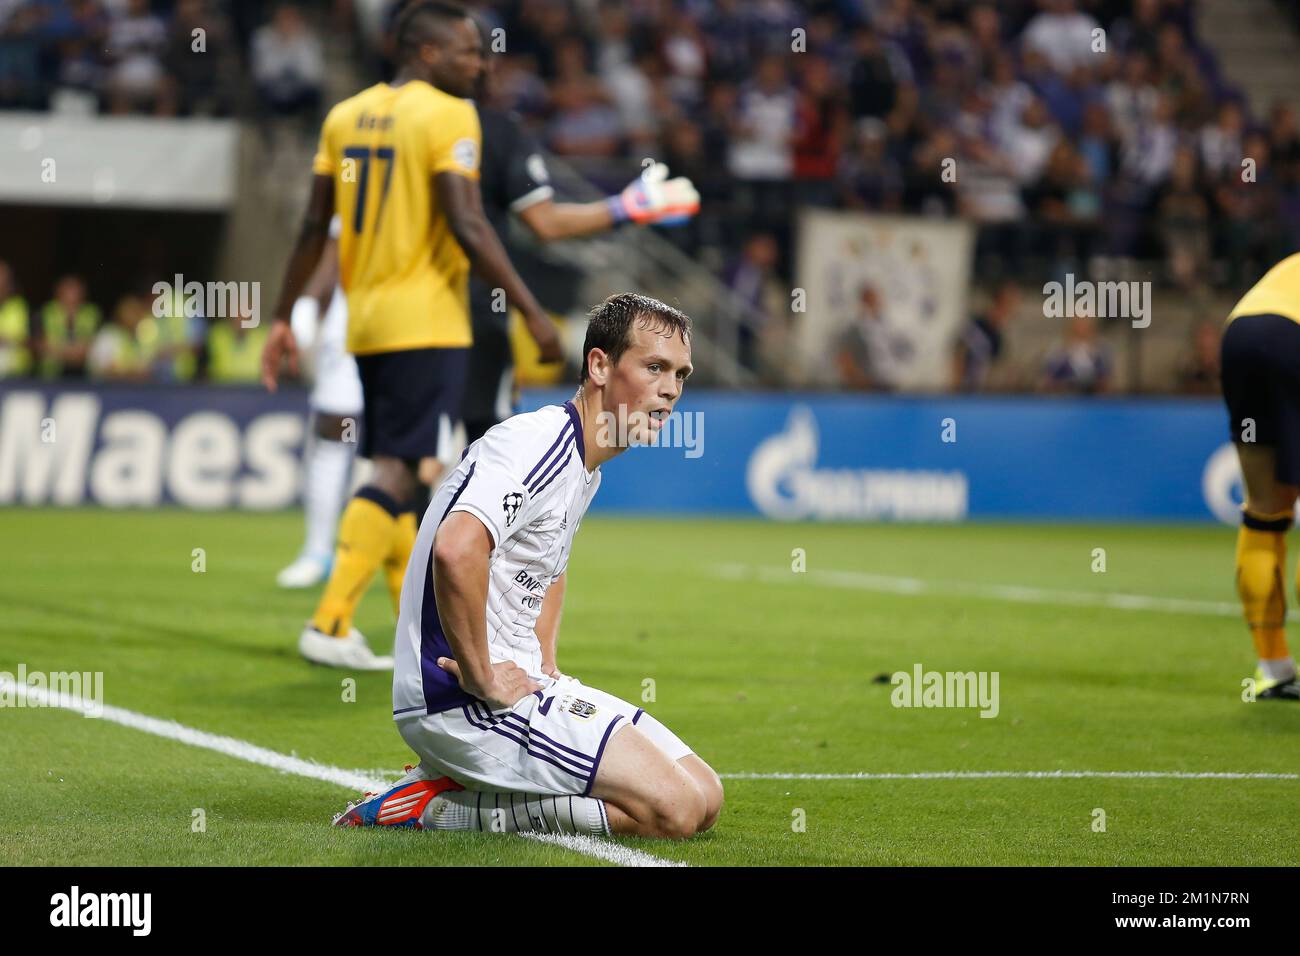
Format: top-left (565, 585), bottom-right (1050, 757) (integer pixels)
top-left (453, 137), bottom-right (479, 172)
top-left (502, 492), bottom-right (523, 527)
top-left (560, 695), bottom-right (597, 720)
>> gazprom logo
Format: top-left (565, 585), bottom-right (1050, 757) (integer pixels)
top-left (1202, 443), bottom-right (1245, 525)
top-left (745, 406), bottom-right (967, 521)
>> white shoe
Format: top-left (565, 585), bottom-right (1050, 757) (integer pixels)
top-left (298, 624), bottom-right (393, 670)
top-left (277, 555), bottom-right (331, 589)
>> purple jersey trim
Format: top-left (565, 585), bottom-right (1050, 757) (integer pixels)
top-left (583, 714), bottom-right (626, 797)
top-left (563, 401), bottom-right (585, 466)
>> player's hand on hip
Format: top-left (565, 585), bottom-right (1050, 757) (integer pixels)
top-left (437, 657), bottom-right (542, 710)
top-left (525, 312), bottom-right (563, 364)
top-left (261, 319), bottom-right (299, 392)
top-left (615, 162), bottom-right (700, 226)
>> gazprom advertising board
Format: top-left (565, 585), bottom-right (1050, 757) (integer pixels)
top-left (0, 383), bottom-right (1239, 522)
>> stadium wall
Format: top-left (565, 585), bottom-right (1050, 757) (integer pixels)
top-left (0, 383), bottom-right (1241, 523)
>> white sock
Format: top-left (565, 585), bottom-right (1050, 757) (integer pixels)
top-left (421, 790), bottom-right (610, 835)
top-left (1259, 657), bottom-right (1298, 682)
top-left (302, 431), bottom-right (355, 560)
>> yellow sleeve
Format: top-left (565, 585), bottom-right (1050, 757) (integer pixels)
top-left (430, 99), bottom-right (481, 179)
top-left (311, 107), bottom-right (340, 177)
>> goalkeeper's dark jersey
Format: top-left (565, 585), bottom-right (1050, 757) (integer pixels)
top-left (464, 107), bottom-right (554, 434)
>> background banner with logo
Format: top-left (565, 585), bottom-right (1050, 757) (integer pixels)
top-left (0, 383), bottom-right (1239, 521)
top-left (793, 209), bottom-right (976, 391)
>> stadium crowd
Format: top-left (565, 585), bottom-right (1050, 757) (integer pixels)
top-left (1, 0), bottom-right (1295, 395)
top-left (0, 260), bottom-right (267, 383)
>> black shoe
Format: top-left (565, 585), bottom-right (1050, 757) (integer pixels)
top-left (1257, 676), bottom-right (1300, 700)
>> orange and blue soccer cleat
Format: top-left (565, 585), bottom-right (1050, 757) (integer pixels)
top-left (333, 765), bottom-right (464, 828)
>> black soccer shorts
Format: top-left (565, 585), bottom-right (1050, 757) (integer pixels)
top-left (1221, 312), bottom-right (1300, 484)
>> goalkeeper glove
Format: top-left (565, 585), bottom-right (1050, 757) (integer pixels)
top-left (608, 162), bottom-right (700, 226)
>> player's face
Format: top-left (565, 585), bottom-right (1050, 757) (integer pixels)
top-left (603, 321), bottom-right (693, 446)
top-left (430, 18), bottom-right (485, 99)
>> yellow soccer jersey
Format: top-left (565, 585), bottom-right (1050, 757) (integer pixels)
top-left (1228, 253), bottom-right (1300, 326)
top-left (313, 80), bottom-right (480, 354)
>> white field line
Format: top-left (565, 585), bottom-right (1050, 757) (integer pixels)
top-left (721, 771), bottom-right (1300, 781)
top-left (712, 563), bottom-right (1279, 619)
top-left (0, 676), bottom-right (682, 868)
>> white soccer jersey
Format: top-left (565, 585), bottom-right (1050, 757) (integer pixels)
top-left (393, 401), bottom-right (600, 718)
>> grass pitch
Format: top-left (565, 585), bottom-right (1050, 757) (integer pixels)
top-left (2, 509), bottom-right (1297, 866)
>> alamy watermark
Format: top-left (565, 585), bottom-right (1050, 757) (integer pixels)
top-left (50, 886), bottom-right (151, 936)
top-left (0, 664), bottom-right (104, 717)
top-left (595, 404), bottom-right (704, 459)
top-left (152, 273), bottom-right (261, 327)
top-left (1042, 274), bottom-right (1151, 328)
top-left (890, 663), bottom-right (999, 718)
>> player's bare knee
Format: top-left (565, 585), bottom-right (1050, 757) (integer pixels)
top-left (651, 792), bottom-right (707, 840)
top-left (697, 774), bottom-right (724, 833)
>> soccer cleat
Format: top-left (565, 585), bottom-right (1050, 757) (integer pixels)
top-left (1254, 672), bottom-right (1300, 700)
top-left (276, 554), bottom-right (331, 589)
top-left (333, 770), bottom-right (464, 828)
top-left (298, 624), bottom-right (393, 670)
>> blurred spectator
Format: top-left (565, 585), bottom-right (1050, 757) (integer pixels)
top-left (601, 46), bottom-right (657, 156)
top-left (660, 14), bottom-right (707, 107)
top-left (105, 0), bottom-right (169, 114)
top-left (1199, 100), bottom-right (1245, 181)
top-left (965, 3), bottom-right (1006, 81)
top-left (1157, 146), bottom-right (1211, 289)
top-left (952, 280), bottom-right (1020, 392)
top-left (1112, 0), bottom-right (1164, 59)
top-left (0, 2), bottom-right (45, 109)
top-left (1040, 313), bottom-right (1112, 394)
top-left (1214, 131), bottom-right (1285, 288)
top-left (1177, 317), bottom-right (1220, 395)
top-left (836, 283), bottom-right (905, 392)
top-left (55, 0), bottom-right (111, 106)
top-left (838, 118), bottom-right (904, 212)
top-left (546, 37), bottom-right (621, 157)
top-left (0, 259), bottom-right (32, 378)
top-left (1024, 140), bottom-right (1100, 273)
top-left (1120, 91), bottom-right (1176, 188)
top-left (723, 233), bottom-right (779, 374)
top-left (846, 26), bottom-right (907, 120)
top-left (1268, 102), bottom-right (1300, 169)
top-left (792, 57), bottom-right (846, 208)
top-left (1105, 52), bottom-right (1159, 147)
top-left (207, 312), bottom-right (269, 383)
top-left (149, 283), bottom-right (204, 382)
top-left (251, 3), bottom-right (324, 122)
top-left (164, 0), bottom-right (238, 116)
top-left (1076, 100), bottom-right (1116, 185)
top-left (728, 54), bottom-right (796, 235)
top-left (88, 294), bottom-right (153, 381)
top-left (1002, 94), bottom-right (1061, 187)
top-left (36, 275), bottom-right (100, 380)
top-left (1022, 0), bottom-right (1101, 75)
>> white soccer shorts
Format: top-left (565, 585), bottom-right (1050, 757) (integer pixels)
top-left (396, 675), bottom-right (693, 796)
top-left (309, 291), bottom-right (363, 416)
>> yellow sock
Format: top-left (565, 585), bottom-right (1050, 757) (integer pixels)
top-left (311, 490), bottom-right (400, 637)
top-left (384, 510), bottom-right (418, 615)
top-left (1235, 509), bottom-right (1293, 663)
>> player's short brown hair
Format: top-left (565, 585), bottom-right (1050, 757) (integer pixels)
top-left (580, 293), bottom-right (692, 383)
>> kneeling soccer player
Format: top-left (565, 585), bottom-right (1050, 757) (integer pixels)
top-left (1221, 253), bottom-right (1300, 699)
top-left (335, 293), bottom-right (723, 837)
